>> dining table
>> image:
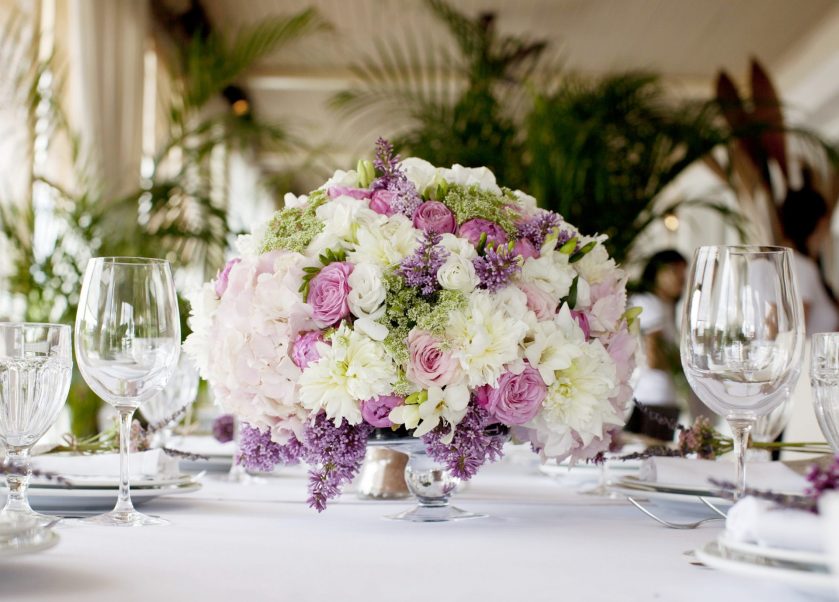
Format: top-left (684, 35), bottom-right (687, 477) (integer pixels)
top-left (0, 459), bottom-right (822, 602)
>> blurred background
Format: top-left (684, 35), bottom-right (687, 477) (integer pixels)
top-left (2, 0), bottom-right (839, 439)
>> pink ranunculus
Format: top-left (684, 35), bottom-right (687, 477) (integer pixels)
top-left (328, 186), bottom-right (371, 200)
top-left (487, 363), bottom-right (547, 425)
top-left (369, 189), bottom-right (398, 216)
top-left (412, 201), bottom-right (456, 234)
top-left (519, 282), bottom-right (558, 321)
top-left (215, 258), bottom-right (241, 298)
top-left (571, 310), bottom-right (591, 340)
top-left (406, 329), bottom-right (461, 388)
top-left (513, 237), bottom-right (539, 260)
top-left (291, 330), bottom-right (328, 369)
top-left (457, 218), bottom-right (507, 247)
top-left (308, 262), bottom-right (354, 327)
top-left (361, 395), bottom-right (405, 428)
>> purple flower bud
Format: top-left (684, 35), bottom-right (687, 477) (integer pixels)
top-left (369, 189), bottom-right (398, 216)
top-left (212, 414), bottom-right (236, 443)
top-left (215, 258), bottom-right (241, 298)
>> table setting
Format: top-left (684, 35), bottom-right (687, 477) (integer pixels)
top-left (3, 143), bottom-right (839, 602)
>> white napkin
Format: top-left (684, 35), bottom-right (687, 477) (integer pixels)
top-left (638, 457), bottom-right (808, 494)
top-left (31, 449), bottom-right (180, 480)
top-left (169, 435), bottom-right (235, 457)
top-left (726, 496), bottom-right (823, 552)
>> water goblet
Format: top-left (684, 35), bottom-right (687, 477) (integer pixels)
top-left (75, 257), bottom-right (180, 526)
top-left (0, 323), bottom-right (72, 526)
top-left (140, 354), bottom-right (198, 447)
top-left (810, 333), bottom-right (839, 451)
top-left (681, 246), bottom-right (804, 498)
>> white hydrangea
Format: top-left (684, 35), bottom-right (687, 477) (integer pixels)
top-left (182, 282), bottom-right (220, 379)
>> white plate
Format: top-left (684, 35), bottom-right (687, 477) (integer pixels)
top-left (0, 482), bottom-right (202, 512)
top-left (540, 458), bottom-right (642, 478)
top-left (180, 454), bottom-right (232, 473)
top-left (0, 529), bottom-right (59, 558)
top-left (694, 541), bottom-right (835, 596)
top-left (718, 532), bottom-right (830, 568)
top-left (29, 473), bottom-right (198, 490)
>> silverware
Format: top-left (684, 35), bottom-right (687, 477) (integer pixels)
top-left (626, 496), bottom-right (725, 529)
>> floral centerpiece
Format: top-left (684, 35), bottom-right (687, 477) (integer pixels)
top-left (185, 139), bottom-right (638, 511)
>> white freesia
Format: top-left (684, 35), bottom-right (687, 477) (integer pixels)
top-left (321, 168), bottom-right (359, 189)
top-left (437, 254), bottom-right (479, 293)
top-left (400, 157), bottom-right (440, 193)
top-left (448, 290), bottom-right (528, 387)
top-left (520, 253), bottom-right (574, 301)
top-left (354, 317), bottom-right (388, 342)
top-left (525, 339), bottom-right (620, 458)
top-left (524, 306), bottom-right (585, 386)
top-left (348, 262), bottom-right (386, 319)
top-left (283, 192), bottom-right (309, 209)
top-left (574, 237), bottom-right (615, 285)
top-left (511, 190), bottom-right (538, 215)
top-left (440, 164), bottom-right (502, 195)
top-left (389, 384), bottom-right (470, 442)
top-left (439, 233), bottom-right (477, 260)
top-left (348, 214), bottom-right (420, 267)
top-left (298, 324), bottom-right (396, 426)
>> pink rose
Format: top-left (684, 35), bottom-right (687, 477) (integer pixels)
top-left (513, 237), bottom-right (539, 259)
top-left (571, 310), bottom-right (591, 340)
top-left (369, 189), bottom-right (398, 216)
top-left (457, 218), bottom-right (507, 247)
top-left (308, 262), bottom-right (353, 327)
top-left (328, 186), bottom-right (370, 200)
top-left (487, 363), bottom-right (547, 425)
top-left (214, 258), bottom-right (241, 298)
top-left (519, 282), bottom-right (558, 321)
top-left (412, 201), bottom-right (456, 234)
top-left (291, 330), bottom-right (328, 369)
top-left (406, 330), bottom-right (461, 388)
top-left (361, 395), bottom-right (405, 427)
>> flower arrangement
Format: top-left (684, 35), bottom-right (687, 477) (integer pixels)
top-left (184, 139), bottom-right (638, 511)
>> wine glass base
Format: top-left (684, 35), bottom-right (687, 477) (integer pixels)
top-left (579, 484), bottom-right (622, 499)
top-left (0, 507), bottom-right (57, 528)
top-left (386, 504), bottom-right (487, 523)
top-left (82, 510), bottom-right (168, 527)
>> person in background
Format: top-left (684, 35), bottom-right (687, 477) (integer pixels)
top-left (779, 184), bottom-right (839, 334)
top-left (626, 250), bottom-right (690, 438)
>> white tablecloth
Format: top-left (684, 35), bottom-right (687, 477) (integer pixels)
top-left (2, 462), bottom-right (821, 602)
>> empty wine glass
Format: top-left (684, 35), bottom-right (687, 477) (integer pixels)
top-left (140, 354), bottom-right (198, 447)
top-left (811, 333), bottom-right (839, 451)
top-left (75, 257), bottom-right (180, 526)
top-left (0, 323), bottom-right (72, 526)
top-left (681, 246), bottom-right (804, 498)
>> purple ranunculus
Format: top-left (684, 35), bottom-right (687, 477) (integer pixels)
top-left (412, 201), bottom-right (456, 234)
top-left (212, 414), bottom-right (235, 443)
top-left (571, 310), bottom-right (591, 340)
top-left (214, 258), bottom-right (241, 298)
top-left (487, 363), bottom-right (547, 425)
top-left (513, 237), bottom-right (539, 260)
top-left (308, 262), bottom-right (354, 327)
top-left (291, 330), bottom-right (328, 369)
top-left (328, 186), bottom-right (371, 200)
top-left (361, 395), bottom-right (405, 428)
top-left (458, 218), bottom-right (507, 247)
top-left (369, 189), bottom-right (398, 216)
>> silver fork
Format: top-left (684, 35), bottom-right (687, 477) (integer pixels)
top-left (626, 496), bottom-right (725, 529)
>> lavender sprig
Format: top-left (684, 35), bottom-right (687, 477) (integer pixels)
top-left (370, 137), bottom-right (422, 217)
top-left (517, 211), bottom-right (561, 248)
top-left (422, 405), bottom-right (504, 480)
top-left (709, 479), bottom-right (818, 513)
top-left (161, 448), bottom-right (210, 462)
top-left (398, 231), bottom-right (449, 295)
top-left (473, 242), bottom-right (521, 292)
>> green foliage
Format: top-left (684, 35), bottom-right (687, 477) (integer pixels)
top-left (443, 183), bottom-right (518, 234)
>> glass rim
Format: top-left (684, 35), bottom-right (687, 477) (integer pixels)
top-left (695, 244), bottom-right (791, 255)
top-left (90, 256), bottom-right (169, 266)
top-left (0, 322), bottom-right (71, 331)
top-left (812, 332), bottom-right (839, 339)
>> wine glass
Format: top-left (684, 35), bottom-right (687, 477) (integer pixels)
top-left (810, 333), bottom-right (839, 451)
top-left (75, 257), bottom-right (180, 526)
top-left (139, 354), bottom-right (198, 447)
top-left (681, 246), bottom-right (804, 498)
top-left (0, 323), bottom-right (72, 526)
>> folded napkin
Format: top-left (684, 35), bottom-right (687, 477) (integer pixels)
top-left (31, 449), bottom-right (180, 480)
top-left (638, 457), bottom-right (808, 494)
top-left (168, 435), bottom-right (235, 457)
top-left (726, 496), bottom-right (823, 552)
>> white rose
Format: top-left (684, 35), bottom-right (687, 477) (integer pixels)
top-left (348, 262), bottom-right (387, 319)
top-left (437, 254), bottom-right (479, 293)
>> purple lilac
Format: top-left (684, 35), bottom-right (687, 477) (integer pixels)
top-left (212, 414), bottom-right (235, 443)
top-left (421, 404), bottom-right (504, 480)
top-left (473, 244), bottom-right (521, 292)
top-left (373, 137), bottom-right (400, 177)
top-left (370, 138), bottom-right (422, 218)
top-left (517, 211), bottom-right (561, 249)
top-left (398, 231), bottom-right (449, 296)
top-left (302, 413), bottom-right (373, 512)
top-left (806, 456), bottom-right (839, 499)
top-left (236, 423), bottom-right (298, 472)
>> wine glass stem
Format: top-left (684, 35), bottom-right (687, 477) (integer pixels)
top-left (729, 419), bottom-right (753, 500)
top-left (115, 407), bottom-right (136, 514)
top-left (4, 447), bottom-right (31, 513)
